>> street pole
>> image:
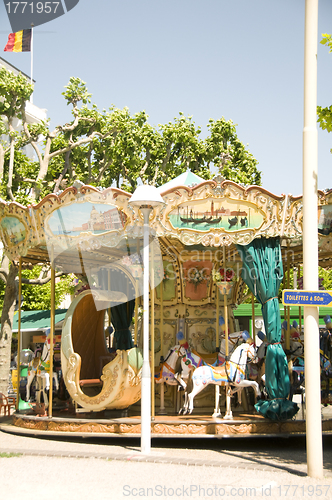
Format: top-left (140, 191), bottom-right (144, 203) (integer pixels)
top-left (303, 0), bottom-right (323, 478)
top-left (141, 207), bottom-right (152, 454)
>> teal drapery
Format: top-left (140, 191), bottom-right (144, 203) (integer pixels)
top-left (111, 300), bottom-right (135, 350)
top-left (237, 238), bottom-right (298, 420)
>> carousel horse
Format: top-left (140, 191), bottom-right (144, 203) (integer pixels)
top-left (155, 331), bottom-right (236, 414)
top-left (26, 329), bottom-right (59, 409)
top-left (180, 341), bottom-right (260, 416)
top-left (155, 329), bottom-right (235, 389)
top-left (155, 344), bottom-right (188, 388)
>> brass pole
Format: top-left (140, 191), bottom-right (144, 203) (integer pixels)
top-left (49, 246), bottom-right (55, 418)
top-left (223, 247), bottom-right (228, 357)
top-left (151, 246), bottom-right (155, 420)
top-left (286, 243), bottom-right (291, 350)
top-left (216, 283), bottom-right (220, 351)
top-left (160, 278), bottom-right (163, 357)
top-left (134, 280), bottom-right (139, 345)
top-left (251, 294), bottom-right (255, 339)
top-left (298, 264), bottom-right (302, 334)
top-left (16, 257), bottom-right (22, 411)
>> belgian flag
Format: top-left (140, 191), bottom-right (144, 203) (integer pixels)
top-left (4, 30), bottom-right (32, 52)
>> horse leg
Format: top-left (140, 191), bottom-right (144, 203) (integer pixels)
top-left (224, 384), bottom-right (233, 420)
top-left (186, 381), bottom-right (207, 415)
top-left (53, 371), bottom-right (59, 393)
top-left (36, 376), bottom-right (41, 404)
top-left (174, 372), bottom-right (187, 391)
top-left (212, 385), bottom-right (222, 418)
top-left (43, 373), bottom-right (50, 409)
top-left (26, 371), bottom-right (34, 401)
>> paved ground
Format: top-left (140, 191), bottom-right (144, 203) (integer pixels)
top-left (1, 413), bottom-right (332, 500)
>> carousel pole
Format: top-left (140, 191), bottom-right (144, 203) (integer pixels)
top-left (213, 263), bottom-right (221, 418)
top-left (151, 244), bottom-right (155, 421)
top-left (108, 269), bottom-right (112, 346)
top-left (158, 277), bottom-right (167, 415)
top-left (160, 277), bottom-right (164, 357)
top-left (223, 247), bottom-right (229, 358)
top-left (298, 265), bottom-right (302, 333)
top-left (134, 280), bottom-right (139, 345)
top-left (216, 281), bottom-right (220, 352)
top-left (16, 257), bottom-right (22, 411)
top-left (49, 246), bottom-right (55, 418)
top-left (251, 294), bottom-right (255, 339)
top-left (302, 0), bottom-right (323, 478)
top-left (286, 243), bottom-right (291, 350)
top-left (223, 246), bottom-right (232, 420)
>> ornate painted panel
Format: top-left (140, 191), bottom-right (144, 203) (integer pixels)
top-left (155, 178), bottom-right (292, 246)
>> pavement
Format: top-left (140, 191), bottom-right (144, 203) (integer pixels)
top-left (2, 412), bottom-right (332, 500)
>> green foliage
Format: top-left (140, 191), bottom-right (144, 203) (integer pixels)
top-left (0, 67), bottom-right (33, 120)
top-left (20, 267), bottom-right (74, 311)
top-left (62, 77), bottom-right (92, 106)
top-left (0, 66), bottom-right (261, 205)
top-left (318, 34), bottom-right (332, 135)
top-left (320, 34), bottom-right (332, 52)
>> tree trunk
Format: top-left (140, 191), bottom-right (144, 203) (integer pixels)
top-left (0, 260), bottom-right (18, 395)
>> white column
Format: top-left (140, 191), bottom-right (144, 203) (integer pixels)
top-left (141, 208), bottom-right (152, 454)
top-left (302, 0), bottom-right (323, 479)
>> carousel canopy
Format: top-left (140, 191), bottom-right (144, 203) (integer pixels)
top-left (0, 177), bottom-right (332, 278)
top-left (157, 171), bottom-right (206, 193)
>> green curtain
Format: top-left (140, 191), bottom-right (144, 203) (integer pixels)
top-left (237, 238), bottom-right (299, 420)
top-left (111, 300), bottom-right (135, 350)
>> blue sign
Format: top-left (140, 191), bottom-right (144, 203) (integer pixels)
top-left (282, 290), bottom-right (332, 307)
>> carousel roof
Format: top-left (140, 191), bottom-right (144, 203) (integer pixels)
top-left (157, 171), bottom-right (206, 193)
top-left (0, 177), bottom-right (332, 275)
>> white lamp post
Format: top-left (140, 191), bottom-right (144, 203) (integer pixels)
top-left (129, 184), bottom-right (165, 454)
top-left (302, 0), bottom-right (323, 478)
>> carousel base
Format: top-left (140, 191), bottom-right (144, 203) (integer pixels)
top-left (3, 404), bottom-right (332, 439)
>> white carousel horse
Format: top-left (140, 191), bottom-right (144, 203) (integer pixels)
top-left (26, 331), bottom-right (59, 409)
top-left (155, 344), bottom-right (189, 414)
top-left (155, 345), bottom-right (188, 388)
top-left (155, 344), bottom-right (227, 414)
top-left (180, 342), bottom-right (260, 417)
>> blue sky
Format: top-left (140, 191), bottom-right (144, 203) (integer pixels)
top-left (1, 0), bottom-right (332, 196)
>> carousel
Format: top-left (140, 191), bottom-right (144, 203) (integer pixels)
top-left (1, 173), bottom-right (332, 437)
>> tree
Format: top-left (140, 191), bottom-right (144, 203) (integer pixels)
top-left (317, 34), bottom-right (332, 134)
top-left (0, 66), bottom-right (261, 394)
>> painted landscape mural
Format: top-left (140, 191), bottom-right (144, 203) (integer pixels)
top-left (0, 216), bottom-right (26, 246)
top-left (47, 202), bottom-right (127, 237)
top-left (168, 198), bottom-right (264, 232)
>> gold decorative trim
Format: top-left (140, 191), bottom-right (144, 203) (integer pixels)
top-left (12, 415), bottom-right (315, 437)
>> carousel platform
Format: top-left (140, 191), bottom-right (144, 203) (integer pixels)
top-left (3, 404), bottom-right (332, 439)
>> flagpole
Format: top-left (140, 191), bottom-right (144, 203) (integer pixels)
top-left (30, 24), bottom-right (34, 103)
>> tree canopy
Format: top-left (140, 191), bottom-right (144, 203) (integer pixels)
top-left (0, 66), bottom-right (261, 394)
top-left (0, 68), bottom-right (261, 206)
top-left (317, 34), bottom-right (332, 134)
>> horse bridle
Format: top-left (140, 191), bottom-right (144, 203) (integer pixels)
top-left (225, 344), bottom-right (256, 383)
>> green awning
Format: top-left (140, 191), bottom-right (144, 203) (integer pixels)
top-left (12, 309), bottom-right (68, 332)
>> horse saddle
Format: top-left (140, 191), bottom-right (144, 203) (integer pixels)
top-left (210, 365), bottom-right (228, 378)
